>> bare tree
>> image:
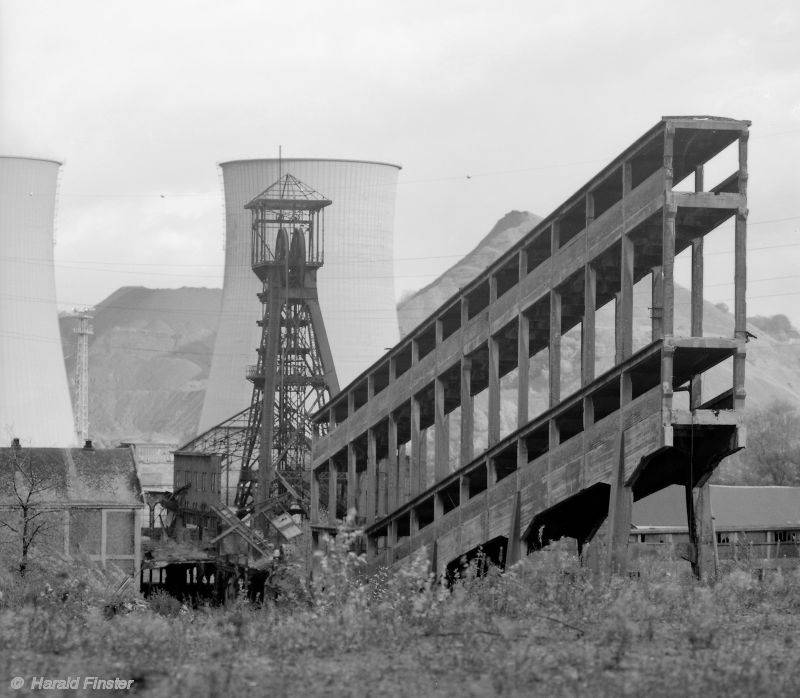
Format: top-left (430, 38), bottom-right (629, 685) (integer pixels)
top-left (0, 446), bottom-right (59, 576)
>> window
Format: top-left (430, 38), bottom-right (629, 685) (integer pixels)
top-left (775, 530), bottom-right (798, 543)
top-left (201, 473), bottom-right (207, 492)
top-left (69, 509), bottom-right (102, 555)
top-left (106, 511), bottom-right (134, 555)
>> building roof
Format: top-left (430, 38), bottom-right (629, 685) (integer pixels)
top-left (632, 485), bottom-right (800, 531)
top-left (0, 446), bottom-right (142, 508)
top-left (245, 173), bottom-right (332, 211)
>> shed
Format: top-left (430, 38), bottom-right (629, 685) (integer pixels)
top-left (0, 444), bottom-right (144, 583)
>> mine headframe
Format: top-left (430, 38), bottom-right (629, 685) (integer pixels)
top-left (236, 173), bottom-right (339, 534)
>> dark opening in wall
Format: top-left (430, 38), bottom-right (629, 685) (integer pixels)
top-left (629, 352), bottom-right (661, 400)
top-left (439, 480), bottom-right (460, 514)
top-left (415, 496), bottom-right (435, 530)
top-left (493, 444), bottom-right (518, 482)
top-left (440, 302), bottom-right (461, 341)
top-left (467, 464), bottom-right (488, 498)
top-left (445, 535), bottom-right (509, 584)
top-left (630, 135), bottom-right (663, 189)
top-left (591, 379), bottom-right (620, 422)
top-left (352, 379), bottom-right (368, 412)
top-left (394, 343), bottom-right (413, 379)
top-left (416, 323), bottom-right (436, 361)
top-left (396, 512), bottom-right (411, 539)
top-left (467, 280), bottom-right (491, 320)
top-left (494, 255), bottom-right (520, 299)
top-left (525, 424), bottom-right (549, 461)
top-left (525, 231), bottom-right (551, 274)
top-left (557, 199), bottom-right (585, 248)
top-left (591, 167), bottom-right (623, 220)
top-left (556, 400), bottom-right (584, 444)
top-left (332, 400), bottom-right (349, 426)
top-left (371, 362), bottom-right (391, 397)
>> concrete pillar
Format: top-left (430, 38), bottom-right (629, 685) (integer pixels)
top-left (619, 234), bottom-right (634, 359)
top-left (327, 459), bottom-right (337, 524)
top-left (366, 428), bottom-right (377, 524)
top-left (691, 237), bottom-right (704, 407)
top-left (460, 357), bottom-right (473, 466)
top-left (347, 443), bottom-right (357, 515)
top-left (517, 312), bottom-right (530, 428)
top-left (310, 466), bottom-right (320, 523)
top-left (388, 413), bottom-right (398, 511)
top-left (488, 336), bottom-right (501, 447)
top-left (435, 375), bottom-right (449, 480)
top-left (549, 290), bottom-right (561, 408)
top-left (607, 431), bottom-right (632, 575)
top-left (583, 263), bottom-right (596, 385)
top-left (410, 397), bottom-right (420, 498)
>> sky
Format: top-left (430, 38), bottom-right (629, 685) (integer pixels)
top-left (1, 1), bottom-right (799, 326)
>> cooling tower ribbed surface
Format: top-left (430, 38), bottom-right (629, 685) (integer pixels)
top-left (198, 159), bottom-right (401, 433)
top-left (0, 157), bottom-right (77, 446)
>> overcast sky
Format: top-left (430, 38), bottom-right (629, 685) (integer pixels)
top-left (2, 1), bottom-right (799, 325)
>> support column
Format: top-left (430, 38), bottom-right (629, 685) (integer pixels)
top-left (435, 375), bottom-right (449, 480)
top-left (607, 431), bottom-right (632, 575)
top-left (398, 443), bottom-right (409, 505)
top-left (583, 263), bottom-right (596, 385)
top-left (366, 428), bottom-right (377, 524)
top-left (661, 344), bottom-right (675, 428)
top-left (506, 491), bottom-right (522, 567)
top-left (619, 234), bottom-right (634, 359)
top-left (517, 313), bottom-right (530, 429)
top-left (733, 203), bottom-right (748, 410)
top-left (488, 336), bottom-right (501, 447)
top-left (460, 357), bottom-right (474, 466)
top-left (691, 483), bottom-right (717, 581)
top-left (327, 459), bottom-right (337, 523)
top-left (410, 397), bottom-right (420, 498)
top-left (377, 457), bottom-right (387, 518)
top-left (691, 237), bottom-right (704, 408)
top-left (418, 428), bottom-right (428, 492)
top-left (346, 443), bottom-right (357, 514)
top-left (662, 204), bottom-right (677, 337)
top-left (388, 413), bottom-right (398, 511)
top-left (460, 475), bottom-right (470, 504)
top-left (310, 467), bottom-right (320, 523)
top-left (651, 265), bottom-right (664, 341)
top-left (257, 285), bottom-right (284, 531)
top-left (549, 290), bottom-right (561, 408)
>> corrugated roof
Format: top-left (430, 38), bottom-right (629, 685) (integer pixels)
top-left (632, 485), bottom-right (800, 530)
top-left (0, 447), bottom-right (142, 508)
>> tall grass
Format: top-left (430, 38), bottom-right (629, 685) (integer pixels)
top-left (1, 539), bottom-right (799, 697)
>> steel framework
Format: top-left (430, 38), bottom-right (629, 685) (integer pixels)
top-left (236, 174), bottom-right (339, 532)
top-left (73, 308), bottom-right (94, 443)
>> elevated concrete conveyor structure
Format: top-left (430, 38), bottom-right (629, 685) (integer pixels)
top-left (309, 116), bottom-right (750, 579)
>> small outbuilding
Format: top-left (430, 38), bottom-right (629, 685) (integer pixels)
top-left (0, 441), bottom-right (144, 584)
top-left (631, 484), bottom-right (800, 567)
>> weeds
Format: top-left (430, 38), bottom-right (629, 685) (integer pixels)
top-left (2, 539), bottom-right (800, 697)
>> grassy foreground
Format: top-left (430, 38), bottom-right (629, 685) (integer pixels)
top-left (1, 540), bottom-right (799, 698)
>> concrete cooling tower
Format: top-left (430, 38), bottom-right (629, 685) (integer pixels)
top-left (0, 157), bottom-right (77, 446)
top-left (198, 159), bottom-right (401, 433)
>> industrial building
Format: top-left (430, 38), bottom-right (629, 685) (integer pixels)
top-left (309, 116), bottom-right (751, 581)
top-left (0, 157), bottom-right (77, 447)
top-left (199, 158), bottom-right (401, 433)
top-left (631, 485), bottom-right (800, 568)
top-left (0, 442), bottom-right (143, 584)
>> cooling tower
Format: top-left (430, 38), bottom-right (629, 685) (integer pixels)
top-left (198, 159), bottom-right (401, 433)
top-left (0, 157), bottom-right (77, 446)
